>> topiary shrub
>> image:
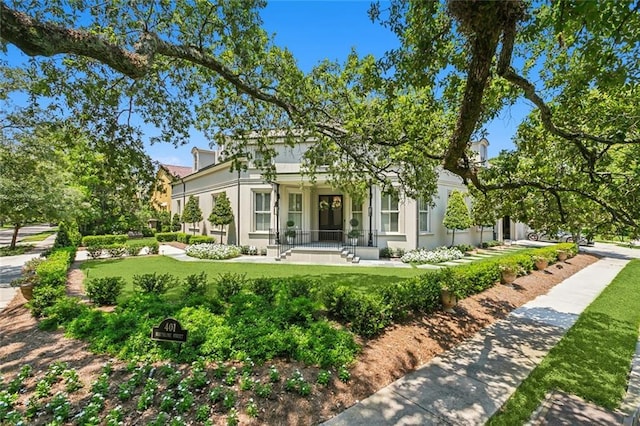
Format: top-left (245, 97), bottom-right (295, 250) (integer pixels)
top-left (86, 277), bottom-right (126, 305)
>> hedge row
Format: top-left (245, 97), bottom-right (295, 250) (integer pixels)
top-left (81, 234), bottom-right (128, 247)
top-left (322, 242), bottom-right (577, 337)
top-left (29, 246), bottom-right (77, 318)
top-left (155, 232), bottom-right (216, 244)
top-left (86, 241), bottom-right (160, 259)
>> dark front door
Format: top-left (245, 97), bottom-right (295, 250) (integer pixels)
top-left (318, 195), bottom-right (343, 241)
top-left (502, 216), bottom-right (511, 240)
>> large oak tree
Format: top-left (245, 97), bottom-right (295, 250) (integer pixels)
top-left (1, 0), bottom-right (638, 236)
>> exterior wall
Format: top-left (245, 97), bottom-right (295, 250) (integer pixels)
top-left (172, 139), bottom-right (497, 256)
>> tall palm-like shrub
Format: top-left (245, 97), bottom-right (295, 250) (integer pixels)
top-left (181, 196), bottom-right (203, 235)
top-left (208, 192), bottom-right (234, 244)
top-left (443, 190), bottom-right (472, 246)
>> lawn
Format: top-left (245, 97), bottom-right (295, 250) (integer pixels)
top-left (80, 255), bottom-right (425, 298)
top-left (488, 259), bottom-right (640, 425)
top-left (19, 229), bottom-right (57, 242)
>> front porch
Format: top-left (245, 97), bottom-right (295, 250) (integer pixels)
top-left (266, 229), bottom-right (380, 261)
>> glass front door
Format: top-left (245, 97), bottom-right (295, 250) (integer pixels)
top-left (318, 195), bottom-right (343, 241)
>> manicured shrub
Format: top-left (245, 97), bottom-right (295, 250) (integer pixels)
top-left (481, 240), bottom-right (502, 248)
top-left (182, 272), bottom-right (209, 297)
top-left (176, 233), bottom-right (191, 244)
top-left (215, 273), bottom-right (246, 302)
top-left (380, 273), bottom-right (441, 321)
top-left (346, 293), bottom-right (390, 338)
top-left (28, 284), bottom-right (66, 318)
top-left (452, 261), bottom-right (501, 297)
top-left (35, 249), bottom-right (74, 287)
top-left (155, 232), bottom-right (178, 242)
top-left (189, 235), bottom-right (215, 244)
top-left (455, 244), bottom-right (474, 253)
top-left (133, 273), bottom-right (178, 295)
top-left (39, 296), bottom-right (89, 330)
top-left (82, 235), bottom-right (128, 247)
top-left (249, 277), bottom-right (278, 303)
top-left (86, 277), bottom-right (126, 305)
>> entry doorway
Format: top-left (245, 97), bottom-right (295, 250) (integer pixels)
top-left (502, 216), bottom-right (511, 240)
top-left (318, 195), bottom-right (343, 241)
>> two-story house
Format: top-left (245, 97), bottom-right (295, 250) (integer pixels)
top-left (171, 137), bottom-right (506, 262)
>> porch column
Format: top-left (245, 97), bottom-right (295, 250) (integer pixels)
top-left (368, 184), bottom-right (373, 247)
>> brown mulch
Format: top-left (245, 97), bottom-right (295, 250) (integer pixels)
top-left (0, 254), bottom-right (598, 425)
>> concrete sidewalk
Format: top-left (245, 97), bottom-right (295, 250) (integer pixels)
top-left (322, 256), bottom-right (631, 425)
top-left (0, 233), bottom-right (57, 311)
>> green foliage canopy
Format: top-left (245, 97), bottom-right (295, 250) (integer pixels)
top-left (1, 0), bottom-right (639, 236)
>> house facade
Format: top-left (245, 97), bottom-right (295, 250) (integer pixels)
top-left (171, 137), bottom-right (495, 261)
top-left (151, 164), bottom-right (193, 212)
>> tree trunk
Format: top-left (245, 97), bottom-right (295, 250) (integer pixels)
top-left (479, 225), bottom-right (484, 247)
top-left (10, 223), bottom-right (20, 250)
top-left (221, 225), bottom-right (225, 245)
top-left (451, 229), bottom-right (456, 247)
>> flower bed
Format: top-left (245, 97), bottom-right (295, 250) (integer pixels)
top-left (185, 243), bottom-right (242, 260)
top-left (400, 246), bottom-right (464, 264)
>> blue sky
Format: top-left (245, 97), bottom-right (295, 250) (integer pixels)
top-left (151, 0), bottom-right (531, 166)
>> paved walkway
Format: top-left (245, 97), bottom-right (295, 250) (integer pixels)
top-left (0, 232), bottom-right (57, 311)
top-left (322, 256), bottom-right (637, 425)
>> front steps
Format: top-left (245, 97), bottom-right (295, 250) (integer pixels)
top-left (277, 246), bottom-right (360, 264)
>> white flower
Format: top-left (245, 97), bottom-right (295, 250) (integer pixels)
top-left (401, 246), bottom-right (464, 264)
top-left (185, 243), bottom-right (242, 260)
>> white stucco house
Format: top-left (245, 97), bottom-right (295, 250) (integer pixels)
top-left (171, 136), bottom-right (524, 262)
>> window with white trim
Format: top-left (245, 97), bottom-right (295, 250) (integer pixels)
top-left (287, 193), bottom-right (302, 229)
top-left (351, 199), bottom-right (363, 229)
top-left (419, 199), bottom-right (431, 232)
top-left (254, 192), bottom-right (271, 231)
top-left (381, 192), bottom-right (399, 232)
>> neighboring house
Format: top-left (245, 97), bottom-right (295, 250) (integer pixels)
top-left (151, 164), bottom-right (193, 212)
top-left (171, 137), bottom-right (495, 262)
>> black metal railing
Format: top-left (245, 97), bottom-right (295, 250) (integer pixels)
top-left (269, 229), bottom-right (378, 258)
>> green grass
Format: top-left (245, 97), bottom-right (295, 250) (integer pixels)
top-left (0, 244), bottom-right (35, 256)
top-left (488, 259), bottom-right (640, 425)
top-left (80, 256), bottom-right (425, 298)
top-left (19, 229), bottom-right (57, 242)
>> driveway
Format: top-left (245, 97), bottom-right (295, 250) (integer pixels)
top-left (0, 224), bottom-right (57, 247)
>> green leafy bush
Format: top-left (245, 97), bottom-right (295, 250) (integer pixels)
top-left (452, 261), bottom-right (501, 297)
top-left (182, 272), bottom-right (209, 297)
top-left (28, 284), bottom-right (66, 318)
top-left (189, 235), bottom-right (215, 244)
top-left (155, 232), bottom-right (178, 242)
top-left (39, 296), bottom-right (89, 331)
top-left (176, 233), bottom-right (191, 244)
top-left (82, 235), bottom-right (128, 247)
top-left (133, 273), bottom-right (178, 295)
top-left (86, 277), bottom-right (126, 305)
top-left (35, 248), bottom-right (74, 287)
top-left (481, 240), bottom-right (502, 248)
top-left (215, 273), bottom-right (246, 302)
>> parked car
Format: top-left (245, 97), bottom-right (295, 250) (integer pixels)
top-left (527, 230), bottom-right (592, 245)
